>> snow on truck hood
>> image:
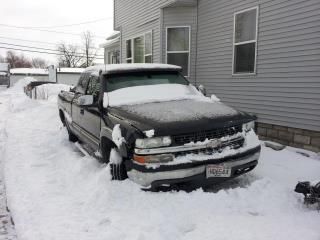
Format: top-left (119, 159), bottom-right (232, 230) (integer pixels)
top-left (105, 83), bottom-right (217, 107)
top-left (117, 99), bottom-right (239, 123)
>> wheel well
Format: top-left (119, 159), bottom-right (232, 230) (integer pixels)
top-left (101, 137), bottom-right (116, 149)
top-left (59, 109), bottom-right (66, 125)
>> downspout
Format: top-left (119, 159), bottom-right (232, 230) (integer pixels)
top-left (194, 0), bottom-right (199, 85)
top-left (119, 26), bottom-right (123, 63)
top-left (159, 8), bottom-right (164, 63)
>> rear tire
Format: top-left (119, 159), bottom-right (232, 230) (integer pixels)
top-left (101, 138), bottom-right (128, 180)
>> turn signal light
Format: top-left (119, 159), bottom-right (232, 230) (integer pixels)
top-left (133, 154), bottom-right (174, 164)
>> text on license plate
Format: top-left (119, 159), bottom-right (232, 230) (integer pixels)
top-left (206, 164), bottom-right (231, 178)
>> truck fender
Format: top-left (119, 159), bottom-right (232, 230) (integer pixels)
top-left (100, 127), bottom-right (128, 158)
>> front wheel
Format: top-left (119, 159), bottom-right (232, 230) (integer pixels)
top-left (65, 121), bottom-right (78, 142)
top-left (101, 138), bottom-right (127, 180)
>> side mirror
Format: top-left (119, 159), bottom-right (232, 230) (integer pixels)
top-left (78, 95), bottom-right (93, 106)
top-left (198, 84), bottom-right (207, 96)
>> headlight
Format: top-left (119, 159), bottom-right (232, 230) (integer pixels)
top-left (133, 154), bottom-right (174, 164)
top-left (243, 121), bottom-right (255, 132)
top-left (135, 136), bottom-right (172, 149)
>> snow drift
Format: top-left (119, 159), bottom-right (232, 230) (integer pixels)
top-left (0, 78), bottom-right (319, 240)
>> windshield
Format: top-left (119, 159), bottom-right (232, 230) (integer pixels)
top-left (104, 71), bottom-right (189, 92)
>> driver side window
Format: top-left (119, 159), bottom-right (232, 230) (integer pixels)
top-left (86, 76), bottom-right (100, 103)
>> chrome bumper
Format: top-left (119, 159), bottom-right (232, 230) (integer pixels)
top-left (127, 151), bottom-right (260, 187)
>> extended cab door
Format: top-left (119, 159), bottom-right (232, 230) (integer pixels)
top-left (78, 75), bottom-right (101, 148)
top-left (72, 72), bottom-right (91, 133)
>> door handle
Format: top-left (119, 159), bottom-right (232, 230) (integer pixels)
top-left (80, 109), bottom-right (84, 115)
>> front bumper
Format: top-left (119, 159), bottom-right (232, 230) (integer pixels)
top-left (125, 146), bottom-right (261, 191)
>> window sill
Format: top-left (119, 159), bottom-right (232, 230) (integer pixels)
top-left (232, 72), bottom-right (257, 77)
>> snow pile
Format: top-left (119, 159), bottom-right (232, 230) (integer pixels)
top-left (57, 68), bottom-right (84, 73)
top-left (144, 129), bottom-right (155, 138)
top-left (8, 77), bottom-right (35, 93)
top-left (10, 68), bottom-right (48, 75)
top-left (34, 83), bottom-right (71, 101)
top-left (145, 130), bottom-right (260, 167)
top-left (211, 94), bottom-right (220, 101)
top-left (0, 87), bottom-right (17, 239)
top-left (0, 72), bottom-right (8, 76)
top-left (112, 124), bottom-right (126, 148)
top-left (109, 149), bottom-right (122, 164)
top-left (0, 83), bottom-right (320, 240)
top-left (107, 84), bottom-right (212, 107)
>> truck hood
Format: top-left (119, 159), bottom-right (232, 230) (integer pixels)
top-left (108, 99), bottom-right (254, 136)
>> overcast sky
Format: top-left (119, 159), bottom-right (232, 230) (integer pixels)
top-left (0, 0), bottom-right (114, 65)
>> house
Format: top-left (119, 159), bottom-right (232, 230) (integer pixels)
top-left (0, 63), bottom-right (10, 86)
top-left (100, 31), bottom-right (121, 64)
top-left (104, 0), bottom-right (320, 152)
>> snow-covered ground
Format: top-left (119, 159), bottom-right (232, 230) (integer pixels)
top-left (0, 86), bottom-right (16, 240)
top-left (0, 79), bottom-right (319, 240)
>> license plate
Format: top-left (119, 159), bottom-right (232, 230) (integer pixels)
top-left (206, 164), bottom-right (231, 178)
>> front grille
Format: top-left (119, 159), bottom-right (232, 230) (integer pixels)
top-left (174, 137), bottom-right (245, 157)
top-left (173, 124), bottom-right (243, 145)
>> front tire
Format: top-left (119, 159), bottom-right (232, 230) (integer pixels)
top-left (101, 138), bottom-right (127, 180)
top-left (65, 121), bottom-right (78, 142)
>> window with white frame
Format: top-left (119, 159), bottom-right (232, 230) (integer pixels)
top-left (126, 31), bottom-right (153, 63)
top-left (134, 35), bottom-right (144, 63)
top-left (144, 32), bottom-right (152, 63)
top-left (126, 39), bottom-right (132, 63)
top-left (166, 26), bottom-right (190, 77)
top-left (233, 7), bottom-right (258, 74)
top-left (108, 50), bottom-right (120, 64)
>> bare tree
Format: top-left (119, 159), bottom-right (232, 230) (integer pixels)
top-left (81, 31), bottom-right (97, 67)
top-left (57, 43), bottom-right (83, 67)
top-left (6, 51), bottom-right (32, 68)
top-left (31, 57), bottom-right (48, 68)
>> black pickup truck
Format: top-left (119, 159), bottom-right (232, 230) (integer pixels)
top-left (58, 64), bottom-right (261, 191)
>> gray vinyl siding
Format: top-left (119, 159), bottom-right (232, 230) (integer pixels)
top-left (162, 6), bottom-right (197, 83)
top-left (114, 0), bottom-right (176, 63)
top-left (196, 0), bottom-right (320, 132)
top-left (113, 0), bottom-right (320, 132)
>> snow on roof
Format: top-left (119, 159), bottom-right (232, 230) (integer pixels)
top-left (86, 63), bottom-right (182, 75)
top-left (10, 68), bottom-right (48, 75)
top-left (57, 68), bottom-right (85, 73)
top-left (106, 31), bottom-right (120, 40)
top-left (99, 37), bottom-right (120, 48)
top-left (99, 31), bottom-right (121, 48)
top-left (0, 63), bottom-right (9, 72)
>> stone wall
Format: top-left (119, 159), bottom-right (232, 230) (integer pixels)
top-left (256, 123), bottom-right (320, 153)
